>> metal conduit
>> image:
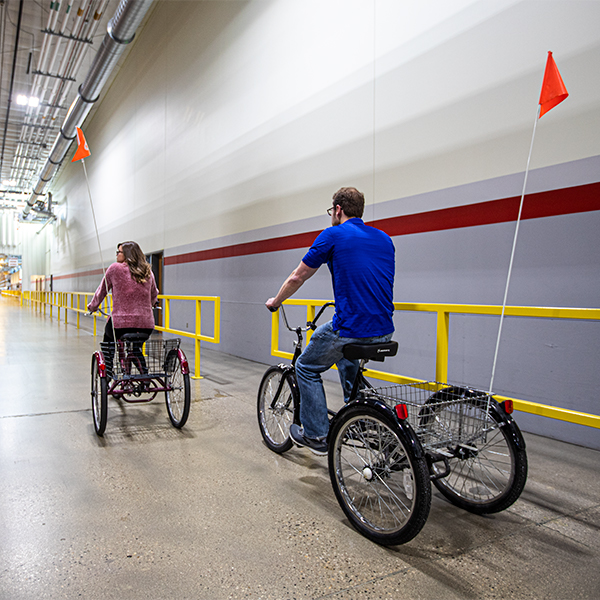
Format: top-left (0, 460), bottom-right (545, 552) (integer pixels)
top-left (22, 0), bottom-right (155, 218)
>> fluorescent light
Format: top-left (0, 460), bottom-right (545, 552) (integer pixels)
top-left (15, 95), bottom-right (39, 107)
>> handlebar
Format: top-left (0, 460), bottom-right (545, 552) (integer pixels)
top-left (86, 304), bottom-right (162, 317)
top-left (273, 302), bottom-right (335, 332)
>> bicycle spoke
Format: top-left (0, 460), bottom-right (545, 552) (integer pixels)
top-left (336, 415), bottom-right (417, 533)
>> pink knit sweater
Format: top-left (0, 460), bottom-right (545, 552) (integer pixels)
top-left (88, 262), bottom-right (158, 329)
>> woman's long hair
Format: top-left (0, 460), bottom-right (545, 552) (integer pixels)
top-left (118, 241), bottom-right (152, 284)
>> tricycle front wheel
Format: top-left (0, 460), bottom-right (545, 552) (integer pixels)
top-left (257, 366), bottom-right (297, 453)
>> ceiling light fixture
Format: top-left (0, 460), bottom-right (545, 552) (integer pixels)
top-left (16, 94), bottom-right (39, 107)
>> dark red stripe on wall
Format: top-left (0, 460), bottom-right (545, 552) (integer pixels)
top-left (373, 181), bottom-right (600, 237)
top-left (53, 268), bottom-right (103, 281)
top-left (164, 230), bottom-right (319, 266)
top-left (165, 182), bottom-right (600, 266)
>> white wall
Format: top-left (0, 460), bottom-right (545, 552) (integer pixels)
top-left (0, 211), bottom-right (21, 256)
top-left (48, 0), bottom-right (600, 273)
top-left (19, 223), bottom-right (50, 291)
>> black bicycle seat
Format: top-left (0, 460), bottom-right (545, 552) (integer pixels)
top-left (120, 333), bottom-right (150, 343)
top-left (343, 341), bottom-right (398, 362)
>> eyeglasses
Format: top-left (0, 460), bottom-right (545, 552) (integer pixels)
top-left (116, 250), bottom-right (124, 255)
top-left (327, 206), bottom-right (336, 216)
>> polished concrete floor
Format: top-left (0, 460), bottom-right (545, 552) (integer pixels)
top-left (1, 296), bottom-right (599, 600)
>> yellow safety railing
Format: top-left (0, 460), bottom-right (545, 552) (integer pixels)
top-left (271, 299), bottom-right (600, 429)
top-left (155, 295), bottom-right (221, 380)
top-left (20, 290), bottom-right (220, 379)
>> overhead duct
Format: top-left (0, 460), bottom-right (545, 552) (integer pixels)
top-left (21, 0), bottom-right (155, 219)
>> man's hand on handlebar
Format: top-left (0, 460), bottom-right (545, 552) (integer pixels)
top-left (265, 298), bottom-right (279, 313)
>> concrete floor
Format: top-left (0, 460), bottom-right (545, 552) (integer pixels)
top-left (1, 296), bottom-right (599, 600)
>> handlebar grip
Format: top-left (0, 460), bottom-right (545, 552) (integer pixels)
top-left (267, 305), bottom-right (278, 313)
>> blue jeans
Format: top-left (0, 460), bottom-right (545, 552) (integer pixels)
top-left (295, 320), bottom-right (393, 439)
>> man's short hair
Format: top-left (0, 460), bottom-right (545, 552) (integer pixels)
top-left (332, 187), bottom-right (365, 218)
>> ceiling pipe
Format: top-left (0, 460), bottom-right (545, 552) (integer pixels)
top-left (19, 1), bottom-right (107, 192)
top-left (0, 0), bottom-right (24, 179)
top-left (22, 0), bottom-right (155, 219)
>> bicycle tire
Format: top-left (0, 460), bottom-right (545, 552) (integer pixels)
top-left (257, 365), bottom-right (297, 453)
top-left (165, 350), bottom-right (191, 428)
top-left (423, 391), bottom-right (528, 514)
top-left (91, 354), bottom-right (108, 436)
top-left (328, 403), bottom-right (431, 546)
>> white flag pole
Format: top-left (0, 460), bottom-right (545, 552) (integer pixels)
top-left (488, 105), bottom-right (541, 394)
top-left (81, 158), bottom-right (116, 343)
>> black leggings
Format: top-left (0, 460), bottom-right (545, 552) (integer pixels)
top-left (103, 318), bottom-right (153, 374)
top-left (103, 318), bottom-right (153, 344)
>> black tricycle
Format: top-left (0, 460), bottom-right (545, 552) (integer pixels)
top-left (257, 303), bottom-right (528, 545)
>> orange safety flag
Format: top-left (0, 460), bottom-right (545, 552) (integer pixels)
top-left (71, 127), bottom-right (91, 162)
top-left (538, 51), bottom-right (568, 118)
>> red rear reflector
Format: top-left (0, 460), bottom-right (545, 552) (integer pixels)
top-left (502, 400), bottom-right (514, 414)
top-left (99, 361), bottom-right (105, 373)
top-left (395, 403), bottom-right (408, 420)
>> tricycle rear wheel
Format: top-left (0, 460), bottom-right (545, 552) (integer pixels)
top-left (329, 404), bottom-right (431, 546)
top-left (422, 389), bottom-right (527, 514)
top-left (91, 353), bottom-right (108, 436)
top-left (165, 350), bottom-right (191, 428)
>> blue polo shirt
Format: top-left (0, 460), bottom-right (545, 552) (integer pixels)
top-left (302, 218), bottom-right (395, 338)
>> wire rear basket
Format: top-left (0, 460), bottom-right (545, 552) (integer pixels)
top-left (100, 338), bottom-right (180, 380)
top-left (362, 382), bottom-right (495, 453)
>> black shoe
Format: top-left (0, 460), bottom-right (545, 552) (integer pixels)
top-left (290, 424), bottom-right (328, 456)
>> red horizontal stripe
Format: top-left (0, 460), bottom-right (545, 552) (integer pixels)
top-left (53, 268), bottom-right (103, 281)
top-left (165, 182), bottom-right (600, 266)
top-left (164, 231), bottom-right (320, 266)
top-left (373, 182), bottom-right (600, 237)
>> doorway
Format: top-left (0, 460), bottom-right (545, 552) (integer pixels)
top-left (148, 251), bottom-right (163, 327)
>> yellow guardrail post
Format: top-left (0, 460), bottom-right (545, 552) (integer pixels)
top-left (214, 297), bottom-right (221, 344)
top-left (271, 308), bottom-right (281, 358)
top-left (194, 299), bottom-right (202, 379)
top-left (435, 308), bottom-right (450, 384)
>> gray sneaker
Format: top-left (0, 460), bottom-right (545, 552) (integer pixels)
top-left (290, 424), bottom-right (328, 456)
